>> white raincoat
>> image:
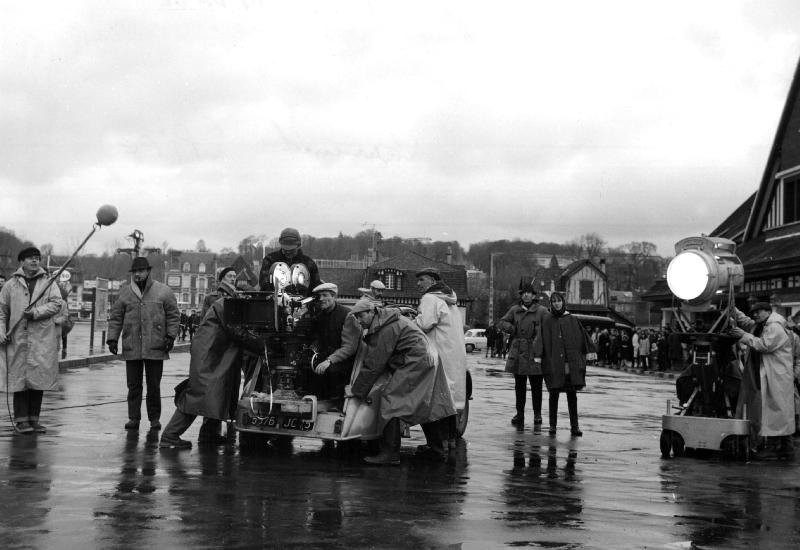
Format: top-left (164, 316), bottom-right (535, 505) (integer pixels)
top-left (416, 288), bottom-right (466, 409)
top-left (736, 310), bottom-right (796, 437)
top-left (0, 267), bottom-right (64, 392)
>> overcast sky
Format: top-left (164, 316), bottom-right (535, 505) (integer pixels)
top-left (2, 1), bottom-right (799, 259)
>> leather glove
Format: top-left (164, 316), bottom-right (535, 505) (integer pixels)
top-left (164, 337), bottom-right (175, 352)
top-left (107, 340), bottom-right (118, 355)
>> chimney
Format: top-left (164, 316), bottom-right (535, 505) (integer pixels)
top-left (446, 246), bottom-right (453, 264)
top-left (599, 258), bottom-right (606, 273)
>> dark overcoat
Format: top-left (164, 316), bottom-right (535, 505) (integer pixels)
top-left (177, 299), bottom-right (261, 420)
top-left (498, 302), bottom-right (548, 375)
top-left (540, 311), bottom-right (594, 391)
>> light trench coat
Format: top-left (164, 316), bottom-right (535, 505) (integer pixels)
top-left (416, 290), bottom-right (466, 408)
top-left (734, 309), bottom-right (796, 437)
top-left (0, 267), bottom-right (64, 392)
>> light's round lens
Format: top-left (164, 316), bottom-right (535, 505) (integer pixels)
top-left (667, 251), bottom-right (710, 301)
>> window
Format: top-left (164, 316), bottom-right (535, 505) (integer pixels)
top-left (198, 263), bottom-right (206, 273)
top-left (784, 176), bottom-right (800, 225)
top-left (377, 269), bottom-right (403, 291)
top-left (182, 262), bottom-right (191, 273)
top-left (182, 293), bottom-right (189, 303)
top-left (198, 278), bottom-right (206, 291)
top-left (579, 280), bottom-right (594, 300)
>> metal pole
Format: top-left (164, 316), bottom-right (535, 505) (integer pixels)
top-left (489, 252), bottom-right (497, 325)
top-left (89, 287), bottom-right (96, 351)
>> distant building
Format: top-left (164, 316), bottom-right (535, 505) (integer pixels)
top-left (163, 251), bottom-right (218, 311)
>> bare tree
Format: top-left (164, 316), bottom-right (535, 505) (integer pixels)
top-left (196, 239), bottom-right (208, 252)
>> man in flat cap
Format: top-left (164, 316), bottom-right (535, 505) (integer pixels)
top-left (0, 247), bottom-right (65, 434)
top-left (306, 282), bottom-right (361, 402)
top-left (107, 256), bottom-right (180, 432)
top-left (258, 228), bottom-right (321, 296)
top-left (357, 280), bottom-right (387, 304)
top-left (347, 298), bottom-right (455, 465)
top-left (415, 266), bottom-right (462, 457)
top-left (729, 302), bottom-right (795, 459)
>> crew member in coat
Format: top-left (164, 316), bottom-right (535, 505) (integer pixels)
top-left (258, 227), bottom-right (321, 296)
top-left (159, 279), bottom-right (263, 449)
top-left (0, 247), bottom-right (65, 434)
top-left (415, 267), bottom-right (462, 455)
top-left (306, 282), bottom-right (361, 402)
top-left (729, 302), bottom-right (796, 459)
top-left (539, 292), bottom-right (595, 437)
top-left (107, 256), bottom-right (180, 431)
top-left (498, 283), bottom-right (548, 428)
top-left (346, 298), bottom-right (455, 465)
top-left (201, 267), bottom-right (238, 319)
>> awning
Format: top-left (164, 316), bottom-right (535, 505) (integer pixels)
top-left (572, 313), bottom-right (616, 328)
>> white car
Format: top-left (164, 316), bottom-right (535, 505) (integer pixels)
top-left (464, 328), bottom-right (487, 353)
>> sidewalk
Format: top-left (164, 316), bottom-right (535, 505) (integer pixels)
top-left (474, 353), bottom-right (679, 380)
top-left (58, 321), bottom-right (190, 369)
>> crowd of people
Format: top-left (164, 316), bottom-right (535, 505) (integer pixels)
top-left (588, 326), bottom-right (684, 372)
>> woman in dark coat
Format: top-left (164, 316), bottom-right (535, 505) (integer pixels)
top-left (540, 292), bottom-right (594, 437)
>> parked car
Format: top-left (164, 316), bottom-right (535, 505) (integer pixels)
top-left (464, 328), bottom-right (487, 353)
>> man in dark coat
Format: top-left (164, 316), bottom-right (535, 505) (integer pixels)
top-left (159, 280), bottom-right (263, 449)
top-left (258, 227), bottom-right (321, 296)
top-left (498, 283), bottom-right (548, 428)
top-left (347, 299), bottom-right (455, 465)
top-left (307, 282), bottom-right (361, 402)
top-left (107, 256), bottom-right (180, 431)
top-left (485, 324), bottom-right (496, 358)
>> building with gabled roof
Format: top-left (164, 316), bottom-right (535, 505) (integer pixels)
top-left (708, 56), bottom-right (800, 317)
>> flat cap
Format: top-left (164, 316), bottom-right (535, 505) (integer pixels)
top-left (415, 267), bottom-right (441, 280)
top-left (312, 282), bottom-right (338, 295)
top-left (350, 298), bottom-right (376, 314)
top-left (129, 256), bottom-right (152, 272)
top-left (749, 302), bottom-right (772, 314)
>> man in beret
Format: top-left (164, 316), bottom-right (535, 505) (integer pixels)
top-left (0, 247), bottom-right (65, 434)
top-left (306, 282), bottom-right (361, 402)
top-left (730, 302), bottom-right (795, 459)
top-left (258, 228), bottom-right (321, 296)
top-left (107, 256), bottom-right (180, 432)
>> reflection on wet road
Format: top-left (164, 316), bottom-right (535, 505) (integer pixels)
top-left (1, 354), bottom-right (799, 548)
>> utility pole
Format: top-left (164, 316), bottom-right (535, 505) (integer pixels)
top-left (489, 252), bottom-right (503, 325)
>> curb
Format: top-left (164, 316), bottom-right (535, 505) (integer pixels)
top-left (57, 342), bottom-right (192, 371)
top-left (475, 359), bottom-right (678, 380)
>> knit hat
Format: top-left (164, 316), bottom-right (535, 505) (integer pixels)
top-left (17, 247), bottom-right (42, 262)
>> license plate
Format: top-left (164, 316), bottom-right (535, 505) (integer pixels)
top-left (246, 414), bottom-right (314, 432)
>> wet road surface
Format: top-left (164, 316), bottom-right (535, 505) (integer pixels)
top-left (1, 353), bottom-right (799, 549)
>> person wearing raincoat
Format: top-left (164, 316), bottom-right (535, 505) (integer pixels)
top-left (347, 298), bottom-right (455, 465)
top-left (538, 292), bottom-right (595, 437)
top-left (414, 267), bottom-right (462, 457)
top-left (498, 283), bottom-right (548, 428)
top-left (0, 247), bottom-right (64, 434)
top-left (730, 302), bottom-right (795, 460)
top-left (159, 279), bottom-right (263, 449)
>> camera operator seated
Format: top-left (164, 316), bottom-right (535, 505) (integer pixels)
top-left (306, 282), bottom-right (361, 405)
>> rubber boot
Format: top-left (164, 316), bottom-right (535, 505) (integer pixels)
top-left (548, 391), bottom-right (559, 436)
top-left (365, 418), bottom-right (401, 465)
top-left (567, 391), bottom-right (582, 436)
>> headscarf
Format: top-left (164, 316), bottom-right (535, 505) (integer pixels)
top-left (549, 291), bottom-right (567, 318)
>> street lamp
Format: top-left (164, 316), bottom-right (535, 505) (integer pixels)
top-left (489, 252), bottom-right (504, 325)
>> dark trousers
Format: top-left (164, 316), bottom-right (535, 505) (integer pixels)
top-left (515, 374), bottom-right (543, 417)
top-left (162, 408), bottom-right (197, 439)
top-left (420, 415), bottom-right (454, 456)
top-left (126, 359), bottom-right (163, 422)
top-left (380, 418), bottom-right (402, 457)
top-left (548, 390), bottom-right (579, 429)
top-left (14, 389), bottom-right (44, 422)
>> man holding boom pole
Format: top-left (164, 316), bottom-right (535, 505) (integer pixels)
top-left (0, 247), bottom-right (65, 434)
